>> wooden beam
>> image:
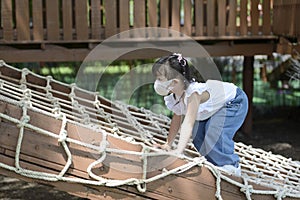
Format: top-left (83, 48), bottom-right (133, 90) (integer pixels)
top-left (0, 41), bottom-right (276, 63)
top-left (242, 56), bottom-right (254, 135)
top-left (0, 45), bottom-right (90, 62)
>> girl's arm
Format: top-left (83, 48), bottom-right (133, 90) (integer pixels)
top-left (175, 92), bottom-right (201, 154)
top-left (155, 113), bottom-right (182, 150)
top-left (167, 113), bottom-right (182, 146)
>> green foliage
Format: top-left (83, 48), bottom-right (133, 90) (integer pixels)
top-left (10, 57), bottom-right (300, 117)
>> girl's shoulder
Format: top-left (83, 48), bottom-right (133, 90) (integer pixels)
top-left (185, 82), bottom-right (207, 98)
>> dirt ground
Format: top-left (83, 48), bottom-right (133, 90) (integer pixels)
top-left (0, 106), bottom-right (299, 200)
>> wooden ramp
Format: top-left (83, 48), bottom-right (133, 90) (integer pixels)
top-left (0, 61), bottom-right (299, 199)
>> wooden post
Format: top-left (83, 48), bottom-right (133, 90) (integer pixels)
top-left (242, 56), bottom-right (254, 135)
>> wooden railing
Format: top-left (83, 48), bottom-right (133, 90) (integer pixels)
top-left (273, 0), bottom-right (300, 39)
top-left (0, 0), bottom-right (282, 43)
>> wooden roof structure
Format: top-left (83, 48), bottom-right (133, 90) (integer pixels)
top-left (0, 61), bottom-right (299, 199)
top-left (0, 0), bottom-right (299, 62)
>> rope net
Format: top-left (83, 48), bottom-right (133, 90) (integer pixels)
top-left (0, 61), bottom-right (299, 199)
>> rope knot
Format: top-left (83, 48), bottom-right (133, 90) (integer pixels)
top-left (0, 60), bottom-right (4, 66)
top-left (58, 130), bottom-right (68, 143)
top-left (18, 115), bottom-right (30, 128)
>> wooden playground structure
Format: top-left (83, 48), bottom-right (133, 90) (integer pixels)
top-left (0, 0), bottom-right (300, 199)
top-left (0, 0), bottom-right (299, 61)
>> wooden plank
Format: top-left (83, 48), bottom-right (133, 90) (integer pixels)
top-left (1, 145), bottom-right (278, 200)
top-left (218, 0), bottom-right (226, 36)
top-left (0, 142), bottom-right (245, 200)
top-left (15, 0), bottom-right (30, 41)
top-left (296, 1), bottom-right (300, 38)
top-left (171, 0), bottom-right (180, 35)
top-left (104, 0), bottom-right (117, 37)
top-left (62, 0), bottom-right (73, 40)
top-left (32, 0), bottom-right (44, 41)
top-left (194, 0), bottom-right (204, 36)
top-left (289, 0), bottom-right (297, 36)
top-left (160, 0), bottom-right (169, 37)
top-left (91, 0), bottom-right (101, 40)
top-left (239, 0), bottom-right (248, 35)
top-left (148, 0), bottom-right (157, 27)
top-left (133, 0), bottom-right (146, 37)
top-left (183, 0), bottom-right (192, 36)
top-left (228, 0), bottom-right (237, 36)
top-left (207, 0), bottom-right (215, 36)
top-left (262, 0), bottom-right (271, 35)
top-left (1, 0), bottom-right (14, 40)
top-left (0, 114), bottom-right (144, 181)
top-left (148, 0), bottom-right (158, 37)
top-left (75, 0), bottom-right (88, 40)
top-left (119, 0), bottom-right (129, 38)
top-left (134, 0), bottom-right (145, 28)
top-left (251, 0), bottom-right (260, 35)
top-left (0, 157), bottom-right (143, 200)
top-left (284, 0), bottom-right (292, 35)
top-left (46, 0), bottom-right (60, 40)
top-left (272, 0), bottom-right (281, 35)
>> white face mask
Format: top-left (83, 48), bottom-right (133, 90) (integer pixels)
top-left (154, 79), bottom-right (173, 96)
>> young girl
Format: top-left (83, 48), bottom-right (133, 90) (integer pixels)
top-left (152, 53), bottom-right (248, 176)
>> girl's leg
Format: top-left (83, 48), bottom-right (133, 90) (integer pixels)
top-left (192, 119), bottom-right (208, 151)
top-left (195, 88), bottom-right (248, 167)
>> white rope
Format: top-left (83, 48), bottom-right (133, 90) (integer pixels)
top-left (0, 61), bottom-right (300, 199)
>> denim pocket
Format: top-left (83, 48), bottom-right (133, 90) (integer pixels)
top-left (226, 101), bottom-right (241, 109)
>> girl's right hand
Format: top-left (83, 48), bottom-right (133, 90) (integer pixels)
top-left (154, 143), bottom-right (171, 151)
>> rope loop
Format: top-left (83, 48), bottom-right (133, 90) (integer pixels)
top-left (136, 182), bottom-right (147, 193)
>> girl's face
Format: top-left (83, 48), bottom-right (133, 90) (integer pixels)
top-left (153, 65), bottom-right (185, 96)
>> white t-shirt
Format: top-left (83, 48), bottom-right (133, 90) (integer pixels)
top-left (164, 80), bottom-right (237, 120)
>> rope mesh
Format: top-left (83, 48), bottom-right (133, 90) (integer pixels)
top-left (0, 60), bottom-right (299, 199)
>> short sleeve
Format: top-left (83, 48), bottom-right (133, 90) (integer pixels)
top-left (185, 82), bottom-right (207, 99)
